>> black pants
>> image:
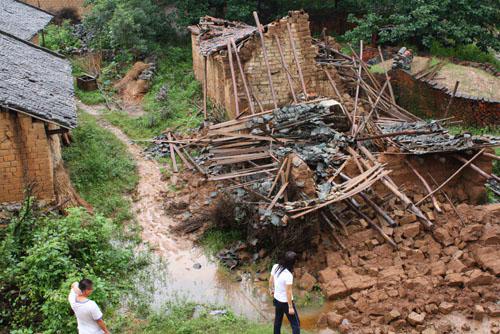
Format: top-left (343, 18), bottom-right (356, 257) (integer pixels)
top-left (273, 298), bottom-right (300, 334)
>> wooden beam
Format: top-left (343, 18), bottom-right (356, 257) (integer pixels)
top-left (227, 41), bottom-right (240, 117)
top-left (287, 22), bottom-right (307, 97)
top-left (253, 11), bottom-right (278, 109)
top-left (230, 38), bottom-right (255, 114)
top-left (275, 35), bottom-right (298, 104)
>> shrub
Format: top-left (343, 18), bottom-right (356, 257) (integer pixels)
top-left (0, 203), bottom-right (138, 332)
top-left (43, 21), bottom-right (81, 54)
top-left (430, 41), bottom-right (500, 70)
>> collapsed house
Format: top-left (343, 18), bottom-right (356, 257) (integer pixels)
top-left (147, 9), bottom-right (500, 332)
top-left (0, 30), bottom-right (78, 204)
top-left (189, 11), bottom-right (338, 118)
top-left (0, 0), bottom-right (53, 44)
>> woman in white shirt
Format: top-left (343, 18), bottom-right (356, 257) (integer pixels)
top-left (269, 251), bottom-right (300, 334)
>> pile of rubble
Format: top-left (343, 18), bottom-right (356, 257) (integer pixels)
top-left (148, 23), bottom-right (499, 333)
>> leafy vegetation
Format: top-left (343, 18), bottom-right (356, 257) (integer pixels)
top-left (344, 0), bottom-right (499, 52)
top-left (42, 21), bottom-right (81, 54)
top-left (103, 46), bottom-right (204, 140)
top-left (430, 41), bottom-right (500, 71)
top-left (121, 303), bottom-right (273, 334)
top-left (199, 229), bottom-right (243, 256)
top-left (83, 0), bottom-right (180, 53)
top-left (0, 204), bottom-right (141, 332)
top-left (62, 112), bottom-right (138, 221)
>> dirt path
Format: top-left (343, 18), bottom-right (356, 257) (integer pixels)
top-left (77, 101), bottom-right (274, 321)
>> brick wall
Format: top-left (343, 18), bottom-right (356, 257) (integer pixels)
top-left (390, 70), bottom-right (500, 127)
top-left (22, 0), bottom-right (87, 17)
top-left (0, 109), bottom-right (55, 203)
top-left (192, 11), bottom-right (341, 119)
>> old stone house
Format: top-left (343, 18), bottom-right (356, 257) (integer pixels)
top-left (0, 30), bottom-right (77, 204)
top-left (189, 11), bottom-right (340, 119)
top-left (0, 0), bottom-right (53, 44)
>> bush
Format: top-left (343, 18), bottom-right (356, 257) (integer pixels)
top-left (43, 21), bottom-right (81, 54)
top-left (0, 203), bottom-right (138, 332)
top-left (430, 41), bottom-right (500, 70)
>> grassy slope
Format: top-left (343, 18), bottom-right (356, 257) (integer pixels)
top-left (104, 46), bottom-right (204, 140)
top-left (63, 112), bottom-right (138, 223)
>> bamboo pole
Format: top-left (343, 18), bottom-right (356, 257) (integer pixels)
top-left (253, 11), bottom-right (278, 109)
top-left (227, 41), bottom-right (240, 117)
top-left (351, 40), bottom-right (363, 135)
top-left (404, 160), bottom-right (442, 213)
top-left (167, 132), bottom-right (178, 173)
top-left (230, 38), bottom-right (255, 114)
top-left (203, 56), bottom-right (208, 119)
top-left (444, 81), bottom-right (460, 118)
top-left (377, 46), bottom-right (396, 105)
top-left (416, 149), bottom-right (485, 206)
top-left (354, 80), bottom-right (389, 137)
top-left (274, 35), bottom-right (298, 103)
top-left (287, 22), bottom-right (308, 97)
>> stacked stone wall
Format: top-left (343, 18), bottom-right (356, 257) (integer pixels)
top-left (0, 109), bottom-right (55, 203)
top-left (192, 11), bottom-right (342, 119)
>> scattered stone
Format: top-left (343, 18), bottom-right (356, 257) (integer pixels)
top-left (471, 246), bottom-right (500, 275)
top-left (407, 311), bottom-right (425, 326)
top-left (299, 272), bottom-right (317, 291)
top-left (422, 327), bottom-right (437, 334)
top-left (461, 323), bottom-right (471, 331)
top-left (434, 227), bottom-right (453, 246)
top-left (460, 224), bottom-right (483, 241)
top-left (466, 269), bottom-right (494, 286)
top-left (430, 260), bottom-right (446, 276)
top-left (424, 303), bottom-right (438, 314)
top-left (400, 214), bottom-right (417, 225)
top-left (445, 272), bottom-right (465, 286)
top-left (439, 301), bottom-right (454, 314)
top-left (401, 223), bottom-right (420, 238)
top-left (384, 309), bottom-right (401, 324)
top-left (317, 313), bottom-right (328, 328)
top-left (319, 268), bottom-right (338, 283)
top-left (474, 304), bottom-right (485, 320)
top-left (486, 304), bottom-right (500, 317)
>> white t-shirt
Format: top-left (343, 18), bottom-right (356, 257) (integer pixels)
top-left (271, 263), bottom-right (294, 303)
top-left (68, 290), bottom-right (104, 334)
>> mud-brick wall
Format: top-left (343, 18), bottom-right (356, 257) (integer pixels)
top-left (390, 70), bottom-right (500, 127)
top-left (22, 0), bottom-right (87, 17)
top-left (192, 11), bottom-right (339, 119)
top-left (0, 109), bottom-right (55, 203)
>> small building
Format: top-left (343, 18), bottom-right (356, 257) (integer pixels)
top-left (0, 30), bottom-right (77, 204)
top-left (189, 11), bottom-right (339, 119)
top-left (0, 0), bottom-right (53, 44)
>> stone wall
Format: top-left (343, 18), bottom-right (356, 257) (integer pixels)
top-left (192, 11), bottom-right (341, 119)
top-left (390, 70), bottom-right (500, 127)
top-left (0, 109), bottom-right (55, 203)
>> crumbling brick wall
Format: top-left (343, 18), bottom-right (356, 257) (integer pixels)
top-left (0, 109), bottom-right (55, 203)
top-left (390, 70), bottom-right (500, 127)
top-left (191, 11), bottom-right (341, 119)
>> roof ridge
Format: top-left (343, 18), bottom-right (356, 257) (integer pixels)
top-left (0, 29), bottom-right (67, 60)
top-left (12, 0), bottom-right (55, 17)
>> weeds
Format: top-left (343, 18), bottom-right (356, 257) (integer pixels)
top-left (430, 41), bottom-right (500, 71)
top-left (62, 112), bottom-right (138, 222)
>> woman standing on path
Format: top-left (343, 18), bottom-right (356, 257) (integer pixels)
top-left (269, 251), bottom-right (300, 334)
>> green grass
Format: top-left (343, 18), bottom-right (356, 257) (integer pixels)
top-left (369, 63), bottom-right (386, 74)
top-left (62, 112), bottom-right (138, 222)
top-left (430, 41), bottom-right (500, 71)
top-left (75, 86), bottom-right (107, 105)
top-left (199, 229), bottom-right (243, 256)
top-left (117, 303), bottom-right (273, 334)
top-left (103, 46), bottom-right (204, 140)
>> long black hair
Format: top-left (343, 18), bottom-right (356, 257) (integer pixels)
top-left (276, 251), bottom-right (297, 276)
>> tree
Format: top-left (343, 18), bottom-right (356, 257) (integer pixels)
top-left (344, 0), bottom-right (500, 51)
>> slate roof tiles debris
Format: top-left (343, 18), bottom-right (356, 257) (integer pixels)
top-left (0, 0), bottom-right (53, 40)
top-left (0, 31), bottom-right (77, 128)
top-left (188, 16), bottom-right (257, 56)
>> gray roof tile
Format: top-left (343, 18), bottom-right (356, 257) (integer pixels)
top-left (0, 31), bottom-right (77, 128)
top-left (0, 0), bottom-right (53, 40)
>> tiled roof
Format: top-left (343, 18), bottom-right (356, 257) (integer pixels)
top-left (0, 0), bottom-right (53, 40)
top-left (0, 31), bottom-right (77, 128)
